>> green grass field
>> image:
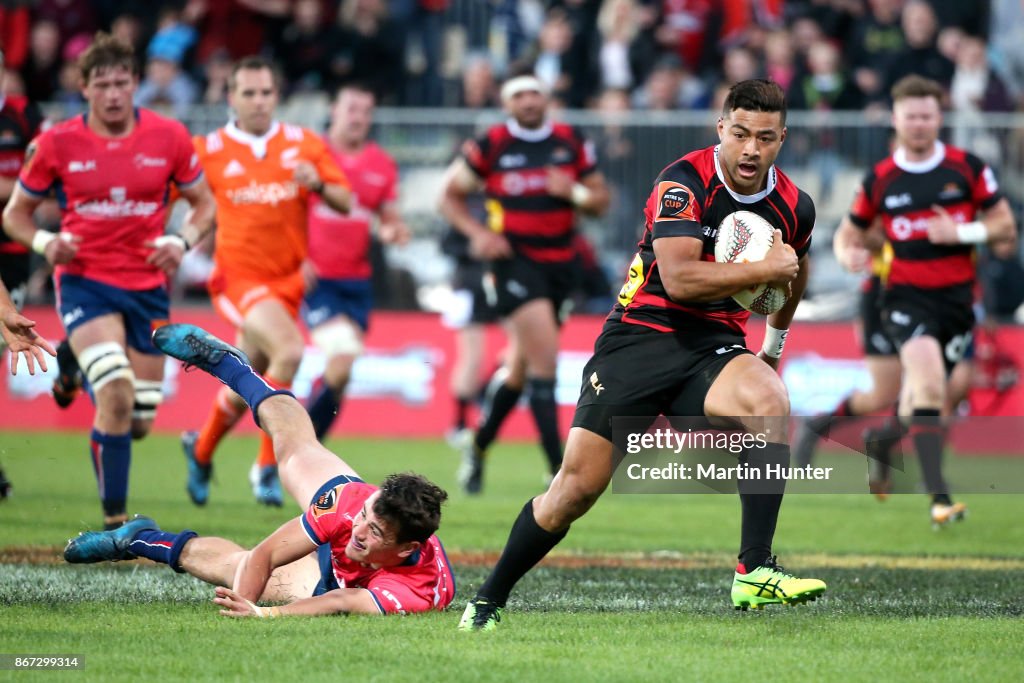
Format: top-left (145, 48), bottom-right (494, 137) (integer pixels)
top-left (1, 431), bottom-right (1023, 682)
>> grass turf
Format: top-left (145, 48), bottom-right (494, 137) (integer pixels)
top-left (1, 431), bottom-right (1023, 681)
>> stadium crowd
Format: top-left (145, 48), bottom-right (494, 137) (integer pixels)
top-left (0, 1), bottom-right (1019, 114)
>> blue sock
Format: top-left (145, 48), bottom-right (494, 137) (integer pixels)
top-left (307, 380), bottom-right (341, 440)
top-left (207, 353), bottom-right (293, 427)
top-left (90, 429), bottom-right (131, 517)
top-left (129, 529), bottom-right (198, 573)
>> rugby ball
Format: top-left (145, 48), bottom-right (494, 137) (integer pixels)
top-left (714, 211), bottom-right (788, 315)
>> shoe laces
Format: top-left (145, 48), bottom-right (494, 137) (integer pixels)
top-left (179, 334), bottom-right (217, 372)
top-left (472, 599), bottom-right (500, 628)
top-left (760, 555), bottom-right (795, 579)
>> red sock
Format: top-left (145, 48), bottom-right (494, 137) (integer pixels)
top-left (195, 387), bottom-right (244, 465)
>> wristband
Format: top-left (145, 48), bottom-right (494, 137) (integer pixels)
top-left (571, 183), bottom-right (592, 208)
top-left (154, 234), bottom-right (190, 251)
top-left (31, 230), bottom-right (57, 255)
top-left (762, 324), bottom-right (789, 359)
top-left (956, 221), bottom-right (987, 244)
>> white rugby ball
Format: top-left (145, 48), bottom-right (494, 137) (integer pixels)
top-left (714, 211), bottom-right (788, 315)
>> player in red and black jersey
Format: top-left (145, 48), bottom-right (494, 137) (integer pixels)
top-left (440, 75), bottom-right (610, 494)
top-left (0, 48), bottom-right (42, 348)
top-left (459, 80), bottom-right (826, 630)
top-left (834, 75), bottom-right (1016, 527)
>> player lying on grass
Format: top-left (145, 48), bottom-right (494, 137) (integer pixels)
top-left (64, 323), bottom-right (455, 616)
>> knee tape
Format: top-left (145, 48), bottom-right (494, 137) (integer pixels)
top-left (133, 379), bottom-right (164, 420)
top-left (311, 321), bottom-right (364, 357)
top-left (78, 342), bottom-right (134, 392)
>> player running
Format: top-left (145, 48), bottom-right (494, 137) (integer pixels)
top-left (2, 33), bottom-right (216, 529)
top-left (184, 56), bottom-right (350, 507)
top-left (302, 83), bottom-right (409, 440)
top-left (833, 75), bottom-right (1016, 527)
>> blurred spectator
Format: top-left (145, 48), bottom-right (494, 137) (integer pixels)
top-left (20, 20), bottom-right (62, 103)
top-left (548, 0), bottom-right (602, 107)
top-left (458, 53), bottom-right (499, 108)
top-left (847, 0), bottom-right (905, 105)
top-left (592, 88), bottom-right (642, 250)
top-left (951, 35), bottom-right (1015, 114)
top-left (520, 8), bottom-right (575, 103)
top-left (595, 0), bottom-right (658, 94)
top-left (787, 39), bottom-right (863, 111)
top-left (35, 0), bottom-right (98, 43)
top-left (883, 0), bottom-right (954, 96)
top-left (109, 13), bottom-right (145, 55)
top-left (190, 0), bottom-right (289, 64)
top-left (146, 6), bottom-right (198, 67)
top-left (331, 0), bottom-right (406, 102)
top-left (51, 34), bottom-right (91, 108)
top-left (199, 48), bottom-right (232, 106)
top-left (988, 0), bottom-right (1024, 103)
top-left (403, 0), bottom-right (449, 106)
top-left (763, 29), bottom-right (797, 91)
top-left (655, 0), bottom-right (750, 78)
top-left (632, 55), bottom-right (708, 111)
top-left (0, 1), bottom-right (29, 70)
top-left (924, 0), bottom-right (989, 38)
top-left (721, 45), bottom-right (761, 86)
top-left (278, 0), bottom-right (336, 94)
top-left (135, 52), bottom-right (197, 121)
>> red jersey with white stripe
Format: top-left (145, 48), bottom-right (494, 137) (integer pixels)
top-left (18, 109), bottom-right (202, 290)
top-left (307, 140), bottom-right (397, 280)
top-left (848, 141), bottom-right (1002, 292)
top-left (461, 119), bottom-right (598, 263)
top-left (301, 480), bottom-right (455, 615)
top-left (613, 145), bottom-right (815, 334)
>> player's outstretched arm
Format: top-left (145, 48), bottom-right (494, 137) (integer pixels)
top-left (438, 158), bottom-right (510, 260)
top-left (833, 216), bottom-right (871, 273)
top-left (233, 517), bottom-right (317, 604)
top-left (655, 229), bottom-right (798, 302)
top-left (214, 585), bottom-right (381, 617)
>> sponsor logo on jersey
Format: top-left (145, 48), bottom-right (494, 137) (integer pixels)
top-left (227, 180), bottom-right (300, 206)
top-left (500, 170), bottom-right (548, 196)
top-left (280, 147), bottom-right (300, 169)
top-left (589, 372), bottom-right (604, 395)
top-left (68, 160), bottom-right (97, 173)
top-left (133, 154), bottom-right (168, 169)
top-left (938, 183), bottom-right (963, 200)
top-left (312, 486), bottom-right (339, 517)
top-left (656, 181), bottom-right (697, 221)
top-left (62, 306), bottom-right (85, 327)
top-left (884, 192), bottom-right (912, 209)
top-left (74, 187), bottom-right (159, 219)
top-left (890, 209), bottom-right (967, 240)
top-left (376, 588), bottom-right (405, 614)
top-left (550, 147), bottom-right (573, 164)
top-left (498, 153), bottom-right (527, 168)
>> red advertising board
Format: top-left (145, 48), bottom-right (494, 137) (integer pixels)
top-left (3, 307), bottom-right (1022, 452)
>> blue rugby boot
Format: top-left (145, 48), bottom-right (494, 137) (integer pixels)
top-left (64, 515), bottom-right (160, 563)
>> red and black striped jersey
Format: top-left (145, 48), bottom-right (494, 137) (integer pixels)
top-left (461, 119), bottom-right (598, 263)
top-left (612, 145), bottom-right (815, 334)
top-left (0, 94), bottom-right (42, 255)
top-left (848, 141), bottom-right (1002, 291)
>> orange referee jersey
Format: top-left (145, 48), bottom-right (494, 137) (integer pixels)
top-left (195, 121), bottom-right (349, 280)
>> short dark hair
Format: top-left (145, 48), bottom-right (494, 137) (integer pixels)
top-left (891, 75), bottom-right (944, 105)
top-left (336, 82), bottom-right (377, 101)
top-left (373, 473), bottom-right (448, 544)
top-left (722, 79), bottom-right (787, 126)
top-left (228, 55), bottom-right (282, 92)
top-left (78, 32), bottom-right (137, 84)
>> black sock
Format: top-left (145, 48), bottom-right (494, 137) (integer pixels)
top-left (911, 409), bottom-right (948, 500)
top-left (475, 373), bottom-right (522, 452)
top-left (527, 378), bottom-right (562, 473)
top-left (476, 499), bottom-right (568, 606)
top-left (737, 442), bottom-right (789, 572)
top-left (454, 396), bottom-right (472, 431)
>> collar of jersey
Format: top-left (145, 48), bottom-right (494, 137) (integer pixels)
top-left (225, 120), bottom-right (281, 159)
top-left (506, 118), bottom-right (553, 142)
top-left (893, 141), bottom-right (945, 174)
top-left (713, 145), bottom-right (776, 204)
